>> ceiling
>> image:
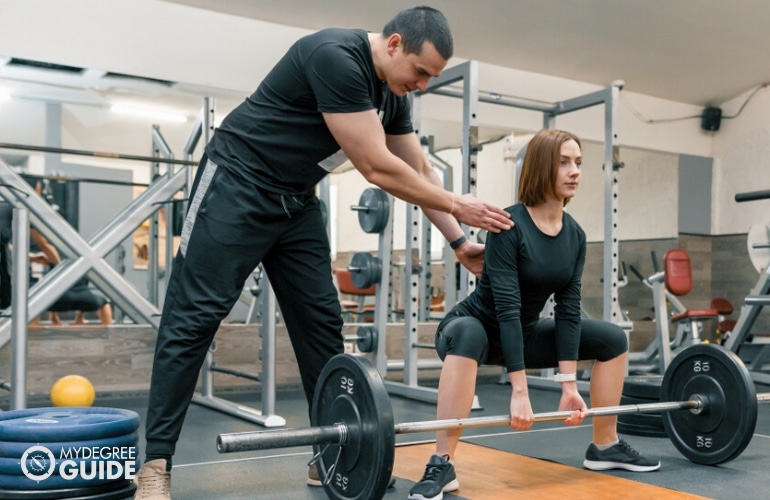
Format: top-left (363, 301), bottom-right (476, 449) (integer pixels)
top-left (0, 0), bottom-right (767, 155)
top-left (165, 0), bottom-right (770, 107)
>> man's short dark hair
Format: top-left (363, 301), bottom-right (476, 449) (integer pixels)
top-left (383, 6), bottom-right (453, 60)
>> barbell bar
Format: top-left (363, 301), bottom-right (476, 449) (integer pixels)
top-left (218, 398), bottom-right (703, 453)
top-left (217, 343), bottom-right (765, 500)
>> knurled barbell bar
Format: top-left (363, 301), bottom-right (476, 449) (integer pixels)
top-left (217, 343), bottom-right (768, 500)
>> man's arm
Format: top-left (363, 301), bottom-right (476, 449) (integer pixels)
top-left (323, 110), bottom-right (512, 233)
top-left (385, 131), bottom-right (496, 276)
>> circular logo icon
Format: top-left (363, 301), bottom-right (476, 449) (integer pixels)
top-left (21, 445), bottom-right (56, 482)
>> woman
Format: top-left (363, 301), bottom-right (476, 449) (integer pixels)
top-left (409, 129), bottom-right (659, 500)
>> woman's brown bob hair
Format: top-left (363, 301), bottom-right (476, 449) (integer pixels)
top-left (517, 129), bottom-right (581, 207)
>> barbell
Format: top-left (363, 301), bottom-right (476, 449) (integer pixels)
top-left (217, 343), bottom-right (768, 500)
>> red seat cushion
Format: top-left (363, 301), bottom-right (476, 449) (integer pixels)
top-left (671, 309), bottom-right (719, 323)
top-left (664, 249), bottom-right (692, 296)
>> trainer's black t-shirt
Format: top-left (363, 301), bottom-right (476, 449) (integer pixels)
top-left (457, 203), bottom-right (586, 372)
top-left (205, 28), bottom-right (414, 194)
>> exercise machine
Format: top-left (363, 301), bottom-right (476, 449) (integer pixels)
top-left (724, 189), bottom-right (770, 384)
top-left (629, 250), bottom-right (726, 373)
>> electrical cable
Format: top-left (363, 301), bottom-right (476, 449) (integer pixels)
top-left (622, 82), bottom-right (769, 125)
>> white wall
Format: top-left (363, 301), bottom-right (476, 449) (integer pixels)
top-left (712, 87), bottom-right (770, 235)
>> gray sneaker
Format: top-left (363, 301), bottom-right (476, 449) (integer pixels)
top-left (408, 454), bottom-right (460, 500)
top-left (134, 459), bottom-right (171, 500)
top-left (583, 439), bottom-right (661, 472)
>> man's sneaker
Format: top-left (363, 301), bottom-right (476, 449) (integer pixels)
top-left (309, 463), bottom-right (396, 488)
top-left (408, 454), bottom-right (459, 500)
top-left (307, 463), bottom-right (322, 487)
top-left (134, 459), bottom-right (171, 500)
top-left (583, 439), bottom-right (661, 472)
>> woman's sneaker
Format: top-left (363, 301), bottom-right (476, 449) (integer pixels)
top-left (408, 454), bottom-right (460, 500)
top-left (583, 439), bottom-right (661, 472)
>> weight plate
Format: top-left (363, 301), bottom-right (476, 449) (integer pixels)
top-left (355, 326), bottom-right (376, 353)
top-left (0, 434), bottom-right (138, 475)
top-left (0, 457), bottom-right (135, 477)
top-left (622, 374), bottom-right (663, 400)
top-left (0, 480), bottom-right (135, 499)
top-left (620, 395), bottom-right (660, 406)
top-left (746, 223), bottom-right (770, 273)
top-left (0, 432), bottom-right (138, 458)
top-left (356, 188), bottom-right (389, 234)
top-left (349, 252), bottom-right (381, 290)
top-left (0, 471), bottom-right (123, 490)
top-left (311, 354), bottom-right (395, 500)
top-left (661, 344), bottom-right (757, 465)
top-left (0, 408), bottom-right (140, 443)
top-left (617, 421), bottom-right (669, 438)
top-left (617, 412), bottom-right (664, 428)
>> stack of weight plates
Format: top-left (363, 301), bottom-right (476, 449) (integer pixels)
top-left (618, 374), bottom-right (668, 438)
top-left (0, 407), bottom-right (139, 499)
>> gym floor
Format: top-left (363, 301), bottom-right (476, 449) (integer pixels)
top-left (42, 370), bottom-right (767, 500)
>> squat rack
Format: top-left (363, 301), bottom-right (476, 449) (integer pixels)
top-left (403, 61), bottom-right (625, 393)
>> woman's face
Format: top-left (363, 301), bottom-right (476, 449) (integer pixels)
top-left (554, 139), bottom-right (582, 201)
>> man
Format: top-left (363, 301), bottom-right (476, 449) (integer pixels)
top-left (0, 201), bottom-right (11, 310)
top-left (134, 6), bottom-right (512, 499)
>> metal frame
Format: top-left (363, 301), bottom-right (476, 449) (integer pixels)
top-left (0, 97), bottom-right (285, 426)
top-left (9, 208), bottom-right (30, 409)
top-left (411, 61), bottom-right (624, 392)
top-left (0, 157), bottom-right (184, 345)
top-left (724, 265), bottom-right (770, 384)
top-left (0, 102), bottom-right (210, 343)
top-left (191, 273), bottom-right (286, 427)
top-left (371, 195), bottom-right (396, 377)
top-left (417, 61), bottom-right (481, 299)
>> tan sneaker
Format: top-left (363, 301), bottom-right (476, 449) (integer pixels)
top-left (134, 459), bottom-right (171, 499)
top-left (307, 462), bottom-right (322, 487)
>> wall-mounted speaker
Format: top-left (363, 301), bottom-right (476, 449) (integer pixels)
top-left (701, 107), bottom-right (722, 132)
